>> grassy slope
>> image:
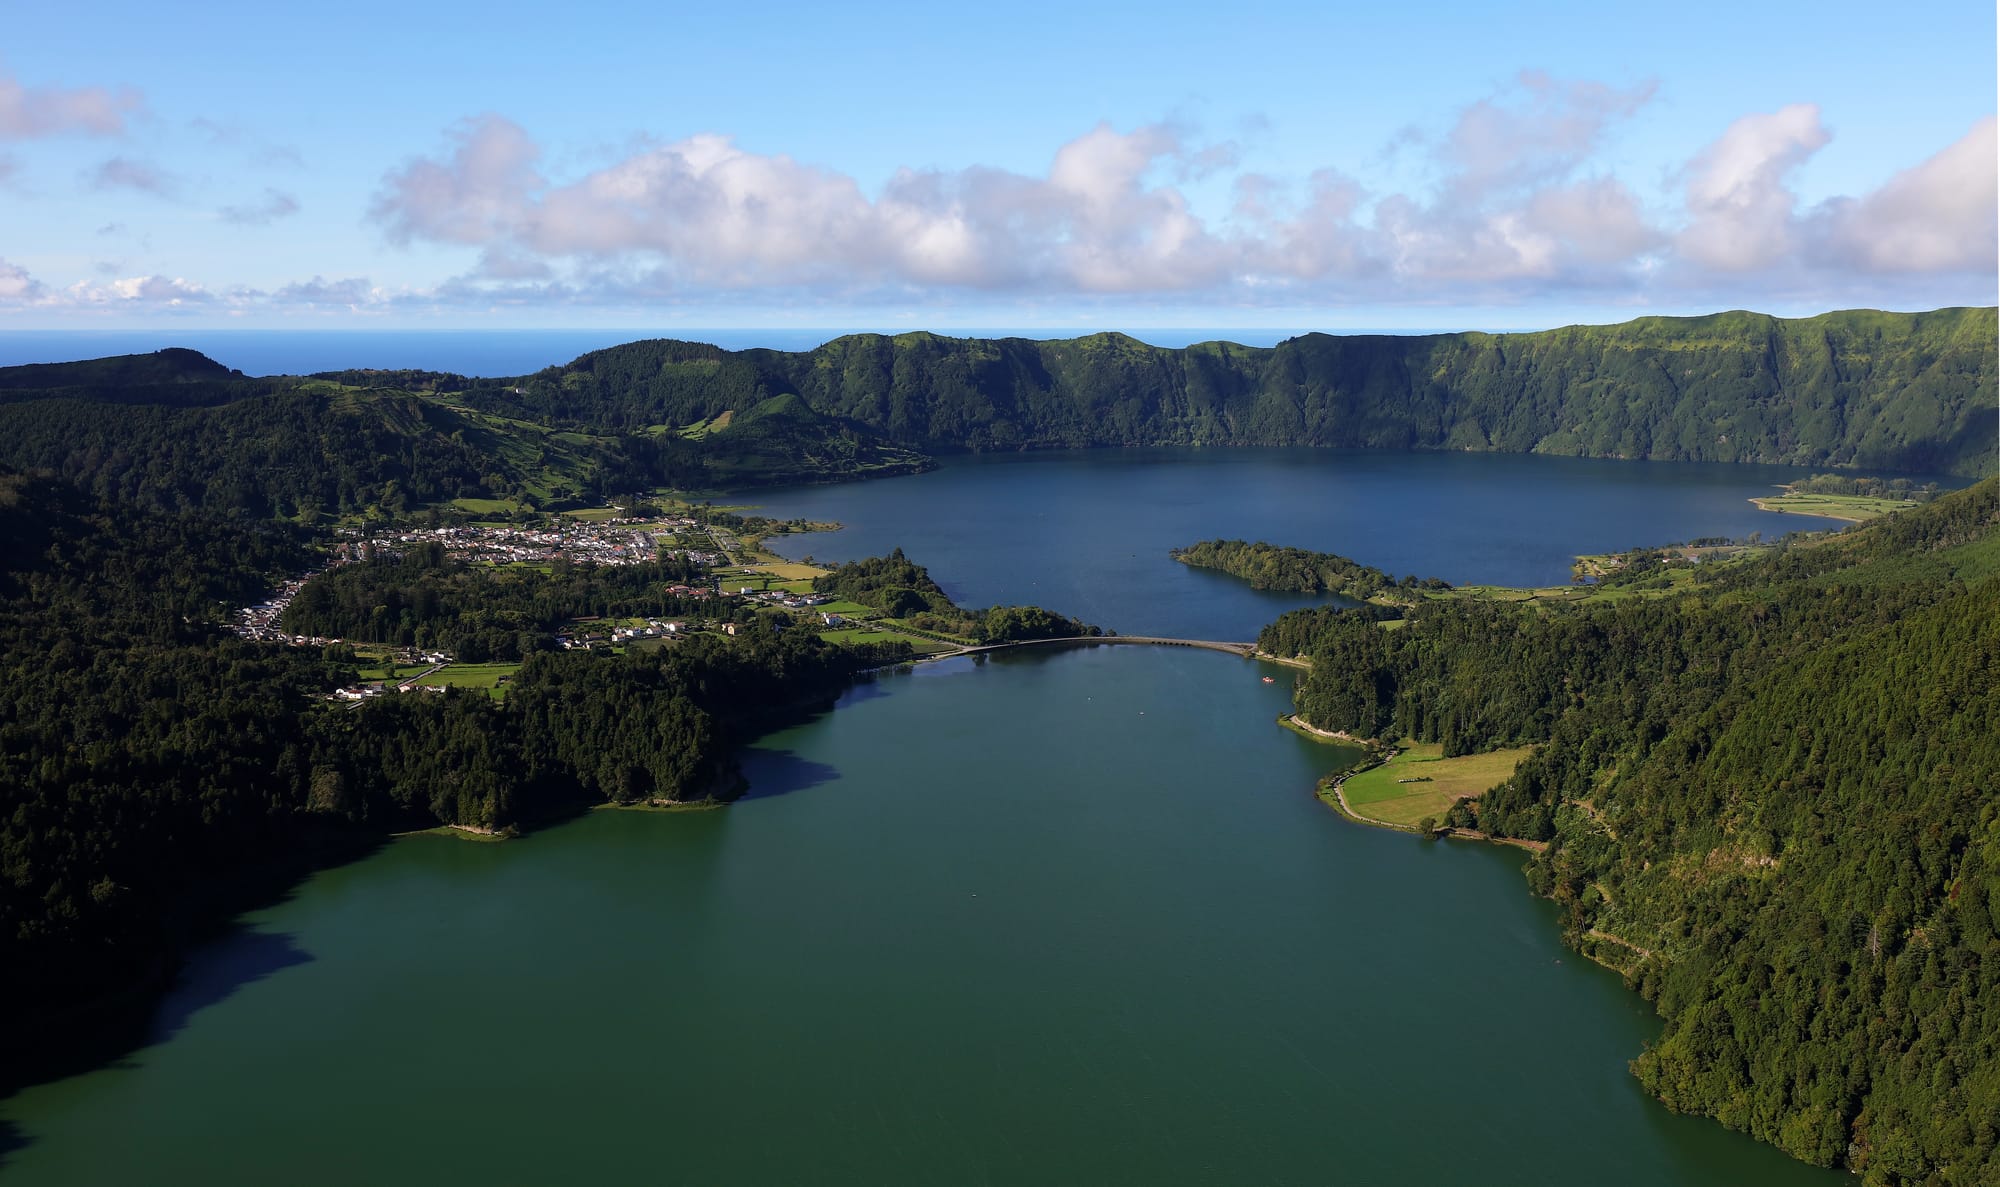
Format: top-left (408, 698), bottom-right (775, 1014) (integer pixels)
top-left (1343, 743), bottom-right (1537, 826)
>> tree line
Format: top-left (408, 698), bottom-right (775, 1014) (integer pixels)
top-left (464, 307), bottom-right (1998, 475)
top-left (810, 548), bottom-right (1099, 642)
top-left (1252, 479), bottom-right (2000, 1182)
top-left (1171, 538), bottom-right (1450, 601)
top-left (0, 468), bottom-right (912, 1060)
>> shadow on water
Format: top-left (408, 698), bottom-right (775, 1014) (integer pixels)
top-left (735, 747), bottom-right (845, 801)
top-left (0, 827), bottom-right (383, 1150)
top-left (0, 926), bottom-right (315, 1170)
top-left (142, 927), bottom-right (314, 1048)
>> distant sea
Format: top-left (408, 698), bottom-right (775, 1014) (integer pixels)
top-left (0, 327), bottom-right (1441, 378)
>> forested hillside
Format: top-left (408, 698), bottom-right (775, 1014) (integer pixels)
top-left (0, 363), bottom-right (927, 520)
top-left (0, 307), bottom-right (1988, 526)
top-left (473, 306), bottom-right (1998, 475)
top-left (0, 346), bottom-right (270, 408)
top-left (810, 548), bottom-right (1099, 642)
top-left (0, 469), bottom-right (910, 1057)
top-left (1254, 480), bottom-right (2000, 1182)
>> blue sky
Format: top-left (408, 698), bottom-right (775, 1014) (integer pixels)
top-left (1, 0), bottom-right (1993, 330)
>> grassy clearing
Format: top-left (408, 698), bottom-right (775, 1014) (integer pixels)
top-left (718, 567), bottom-right (825, 592)
top-left (1342, 742), bottom-right (1536, 827)
top-left (414, 662), bottom-right (522, 696)
top-left (558, 506), bottom-right (622, 522)
top-left (449, 496), bottom-right (522, 515)
top-left (743, 562), bottom-right (828, 581)
top-left (1751, 493), bottom-right (1913, 523)
top-left (351, 645), bottom-right (408, 683)
top-left (814, 599), bottom-right (877, 617)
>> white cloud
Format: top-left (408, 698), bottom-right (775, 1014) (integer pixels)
top-left (362, 83), bottom-right (1993, 311)
top-left (1439, 72), bottom-right (1657, 198)
top-left (12, 74), bottom-right (1991, 320)
top-left (1810, 116), bottom-right (1997, 274)
top-left (61, 275), bottom-right (213, 307)
top-left (371, 114), bottom-right (540, 247)
top-left (372, 115), bottom-right (1240, 294)
top-left (0, 72), bottom-right (140, 140)
top-left (0, 258), bottom-right (44, 302)
top-left (1675, 104), bottom-right (1830, 272)
top-left (1242, 74), bottom-right (1664, 290)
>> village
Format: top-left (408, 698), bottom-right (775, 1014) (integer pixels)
top-left (231, 515), bottom-right (730, 644)
top-left (225, 511), bottom-right (914, 704)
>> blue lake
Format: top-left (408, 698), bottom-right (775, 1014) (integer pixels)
top-left (744, 447), bottom-right (1855, 638)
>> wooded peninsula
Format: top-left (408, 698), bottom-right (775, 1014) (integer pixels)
top-left (1237, 480), bottom-right (2000, 1180)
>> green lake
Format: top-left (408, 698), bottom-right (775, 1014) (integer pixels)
top-left (0, 452), bottom-right (1861, 1184)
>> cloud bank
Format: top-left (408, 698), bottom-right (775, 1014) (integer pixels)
top-left (354, 75), bottom-right (1994, 309)
top-left (0, 71), bottom-right (1991, 318)
top-left (0, 72), bottom-right (141, 140)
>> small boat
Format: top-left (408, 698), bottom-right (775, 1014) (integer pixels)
top-left (1261, 676), bottom-right (1275, 683)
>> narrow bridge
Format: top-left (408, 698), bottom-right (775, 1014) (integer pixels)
top-left (952, 635), bottom-right (1257, 659)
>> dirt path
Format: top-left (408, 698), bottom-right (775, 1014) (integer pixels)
top-left (1282, 715), bottom-right (1367, 744)
top-left (1586, 927), bottom-right (1654, 959)
top-left (1442, 826), bottom-right (1549, 853)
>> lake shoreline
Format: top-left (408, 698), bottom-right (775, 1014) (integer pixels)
top-left (1280, 715), bottom-right (1550, 854)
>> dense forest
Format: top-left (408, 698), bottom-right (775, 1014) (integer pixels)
top-left (1252, 480), bottom-right (2000, 1182)
top-left (0, 346), bottom-right (272, 408)
top-left (0, 356), bottom-right (927, 520)
top-left (0, 306), bottom-right (1989, 527)
top-left (0, 468), bottom-right (920, 1059)
top-left (1171, 538), bottom-right (1451, 601)
top-left (811, 549), bottom-right (1099, 642)
top-left (466, 306), bottom-right (1998, 475)
top-left (1786, 473), bottom-right (1943, 501)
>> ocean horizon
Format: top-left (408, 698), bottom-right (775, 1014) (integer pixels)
top-left (0, 326), bottom-right (1465, 378)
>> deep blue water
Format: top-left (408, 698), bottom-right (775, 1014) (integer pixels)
top-left (0, 327), bottom-right (1368, 377)
top-left (739, 448), bottom-right (1876, 639)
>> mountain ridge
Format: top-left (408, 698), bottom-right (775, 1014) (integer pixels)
top-left (478, 304), bottom-right (1998, 475)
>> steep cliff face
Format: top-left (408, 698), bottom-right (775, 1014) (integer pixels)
top-left (491, 306), bottom-right (1997, 475)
